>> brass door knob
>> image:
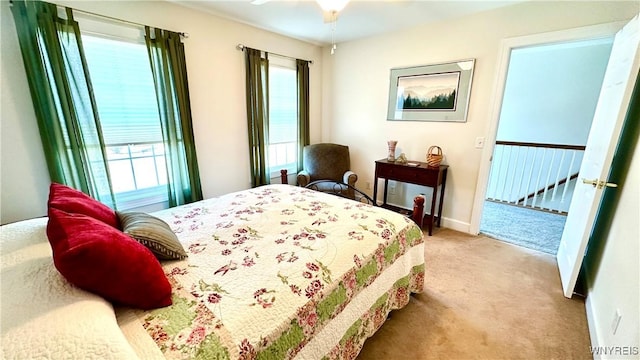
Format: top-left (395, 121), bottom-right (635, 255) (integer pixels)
top-left (581, 178), bottom-right (618, 189)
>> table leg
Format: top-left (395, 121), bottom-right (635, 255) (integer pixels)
top-left (373, 176), bottom-right (379, 205)
top-left (437, 169), bottom-right (448, 228)
top-left (382, 179), bottom-right (389, 206)
top-left (428, 187), bottom-right (437, 235)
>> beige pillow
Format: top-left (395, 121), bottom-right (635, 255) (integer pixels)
top-left (117, 211), bottom-right (187, 260)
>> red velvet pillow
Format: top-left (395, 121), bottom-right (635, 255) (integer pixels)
top-left (48, 183), bottom-right (119, 228)
top-left (46, 208), bottom-right (172, 310)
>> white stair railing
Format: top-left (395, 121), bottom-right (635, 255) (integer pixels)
top-left (486, 141), bottom-right (585, 214)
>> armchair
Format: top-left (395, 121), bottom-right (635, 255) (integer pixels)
top-left (297, 143), bottom-right (358, 198)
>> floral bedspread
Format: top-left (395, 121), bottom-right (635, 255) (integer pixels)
top-left (129, 185), bottom-right (425, 359)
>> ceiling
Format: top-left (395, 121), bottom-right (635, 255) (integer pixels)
top-left (171, 0), bottom-right (523, 45)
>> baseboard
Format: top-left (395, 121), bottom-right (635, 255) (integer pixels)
top-left (379, 202), bottom-right (472, 234)
top-left (441, 217), bottom-right (471, 233)
top-left (585, 294), bottom-right (600, 360)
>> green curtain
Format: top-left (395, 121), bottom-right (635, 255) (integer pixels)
top-left (145, 27), bottom-right (203, 206)
top-left (296, 59), bottom-right (311, 173)
top-left (244, 47), bottom-right (270, 187)
top-left (11, 0), bottom-right (115, 208)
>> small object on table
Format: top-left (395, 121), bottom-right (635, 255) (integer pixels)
top-left (387, 140), bottom-right (398, 162)
top-left (426, 145), bottom-right (443, 168)
top-left (396, 153), bottom-right (408, 164)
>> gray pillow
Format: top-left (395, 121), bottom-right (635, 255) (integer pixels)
top-left (117, 211), bottom-right (187, 260)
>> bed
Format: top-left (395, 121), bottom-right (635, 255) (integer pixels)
top-left (1, 184), bottom-right (425, 359)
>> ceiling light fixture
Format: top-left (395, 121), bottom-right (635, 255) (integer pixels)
top-left (316, 0), bottom-right (350, 13)
top-left (316, 0), bottom-right (350, 55)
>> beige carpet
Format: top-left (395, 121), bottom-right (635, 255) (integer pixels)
top-left (358, 228), bottom-right (591, 360)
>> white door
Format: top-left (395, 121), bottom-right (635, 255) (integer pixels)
top-left (557, 14), bottom-right (640, 298)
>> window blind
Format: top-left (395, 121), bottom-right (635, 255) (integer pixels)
top-left (82, 34), bottom-right (162, 145)
top-left (268, 61), bottom-right (298, 175)
top-left (269, 64), bottom-right (297, 144)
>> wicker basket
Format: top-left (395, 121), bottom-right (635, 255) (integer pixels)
top-left (426, 146), bottom-right (443, 167)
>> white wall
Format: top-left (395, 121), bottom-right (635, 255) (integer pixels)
top-left (497, 39), bottom-right (614, 145)
top-left (0, 1), bottom-right (50, 223)
top-left (0, 0), bottom-right (324, 224)
top-left (323, 1), bottom-right (639, 232)
top-left (586, 137), bottom-right (640, 358)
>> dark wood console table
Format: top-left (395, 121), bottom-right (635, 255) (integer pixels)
top-left (373, 159), bottom-right (448, 235)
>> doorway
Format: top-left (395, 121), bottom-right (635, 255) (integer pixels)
top-left (470, 22), bottom-right (628, 240)
top-left (479, 37), bottom-right (614, 255)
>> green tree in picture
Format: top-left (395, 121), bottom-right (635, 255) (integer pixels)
top-left (402, 89), bottom-right (456, 110)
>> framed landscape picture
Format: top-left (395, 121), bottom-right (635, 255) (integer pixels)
top-left (387, 59), bottom-right (475, 122)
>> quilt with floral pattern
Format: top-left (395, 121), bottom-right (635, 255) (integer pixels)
top-left (122, 184), bottom-right (425, 359)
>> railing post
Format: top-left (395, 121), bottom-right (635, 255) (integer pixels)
top-left (515, 146), bottom-right (529, 205)
top-left (491, 144), bottom-right (505, 200)
top-left (561, 151), bottom-right (577, 203)
top-left (533, 148), bottom-right (546, 208)
top-left (542, 149), bottom-right (557, 207)
top-left (551, 151), bottom-right (566, 203)
top-left (500, 146), bottom-right (513, 202)
top-left (508, 146), bottom-right (522, 203)
top-left (523, 147), bottom-right (536, 207)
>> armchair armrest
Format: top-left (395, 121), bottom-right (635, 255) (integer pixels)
top-left (297, 171), bottom-right (311, 187)
top-left (343, 171), bottom-right (358, 186)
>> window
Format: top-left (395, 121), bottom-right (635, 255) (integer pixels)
top-left (267, 57), bottom-right (298, 178)
top-left (79, 20), bottom-right (168, 210)
top-left (13, 3), bottom-right (200, 212)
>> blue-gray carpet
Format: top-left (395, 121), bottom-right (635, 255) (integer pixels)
top-left (479, 201), bottom-right (566, 255)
